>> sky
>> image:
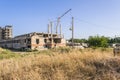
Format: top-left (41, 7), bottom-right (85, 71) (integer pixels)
top-left (0, 0), bottom-right (120, 39)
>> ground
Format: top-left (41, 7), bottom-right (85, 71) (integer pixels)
top-left (0, 47), bottom-right (120, 80)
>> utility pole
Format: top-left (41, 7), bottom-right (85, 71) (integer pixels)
top-left (50, 22), bottom-right (52, 38)
top-left (50, 22), bottom-right (53, 48)
top-left (48, 24), bottom-right (50, 38)
top-left (72, 17), bottom-right (74, 48)
top-left (115, 35), bottom-right (117, 43)
top-left (60, 24), bottom-right (62, 38)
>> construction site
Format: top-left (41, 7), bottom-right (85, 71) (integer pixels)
top-left (0, 9), bottom-right (74, 50)
top-left (0, 25), bottom-right (66, 50)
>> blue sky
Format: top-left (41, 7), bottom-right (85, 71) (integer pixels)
top-left (0, 0), bottom-right (120, 39)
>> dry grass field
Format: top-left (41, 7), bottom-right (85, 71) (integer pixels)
top-left (0, 47), bottom-right (120, 80)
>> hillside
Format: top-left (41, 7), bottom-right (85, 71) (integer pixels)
top-left (0, 48), bottom-right (119, 80)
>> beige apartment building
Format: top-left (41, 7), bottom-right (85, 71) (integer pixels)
top-left (0, 25), bottom-right (12, 40)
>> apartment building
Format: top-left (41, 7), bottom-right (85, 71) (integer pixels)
top-left (0, 27), bottom-right (2, 40)
top-left (0, 25), bottom-right (12, 40)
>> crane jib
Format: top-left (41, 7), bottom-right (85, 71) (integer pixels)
top-left (59, 9), bottom-right (72, 19)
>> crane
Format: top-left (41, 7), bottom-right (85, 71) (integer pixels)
top-left (56, 9), bottom-right (72, 35)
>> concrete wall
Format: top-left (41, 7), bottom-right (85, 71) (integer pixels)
top-left (31, 35), bottom-right (45, 50)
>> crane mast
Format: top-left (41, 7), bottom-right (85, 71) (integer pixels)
top-left (56, 9), bottom-right (72, 35)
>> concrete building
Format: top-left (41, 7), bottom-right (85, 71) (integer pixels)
top-left (0, 32), bottom-right (66, 50)
top-left (0, 25), bottom-right (66, 50)
top-left (0, 25), bottom-right (12, 40)
top-left (0, 27), bottom-right (2, 40)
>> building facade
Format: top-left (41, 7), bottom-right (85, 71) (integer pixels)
top-left (0, 32), bottom-right (66, 50)
top-left (0, 27), bottom-right (2, 40)
top-left (0, 25), bottom-right (12, 40)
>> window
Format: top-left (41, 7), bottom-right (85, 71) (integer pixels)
top-left (54, 39), bottom-right (61, 43)
top-left (25, 39), bottom-right (26, 43)
top-left (44, 39), bottom-right (47, 43)
top-left (27, 46), bottom-right (31, 48)
top-left (36, 39), bottom-right (39, 44)
top-left (27, 38), bottom-right (31, 44)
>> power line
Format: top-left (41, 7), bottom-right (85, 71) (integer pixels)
top-left (74, 18), bottom-right (114, 30)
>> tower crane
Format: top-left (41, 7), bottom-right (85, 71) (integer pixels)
top-left (56, 9), bottom-right (72, 35)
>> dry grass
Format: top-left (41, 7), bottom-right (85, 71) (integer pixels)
top-left (0, 48), bottom-right (120, 80)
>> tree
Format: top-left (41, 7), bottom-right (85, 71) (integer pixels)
top-left (108, 37), bottom-right (120, 44)
top-left (88, 36), bottom-right (109, 48)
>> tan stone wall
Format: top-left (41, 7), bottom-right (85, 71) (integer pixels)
top-left (31, 35), bottom-right (45, 50)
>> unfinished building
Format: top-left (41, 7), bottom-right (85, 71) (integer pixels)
top-left (0, 32), bottom-right (66, 50)
top-left (0, 24), bottom-right (66, 50)
top-left (0, 25), bottom-right (12, 40)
